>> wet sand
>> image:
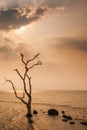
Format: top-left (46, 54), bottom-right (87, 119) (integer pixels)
top-left (0, 91), bottom-right (87, 130)
top-left (0, 101), bottom-right (87, 130)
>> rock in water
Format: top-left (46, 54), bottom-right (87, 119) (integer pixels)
top-left (48, 109), bottom-right (58, 116)
top-left (63, 115), bottom-right (72, 120)
top-left (62, 118), bottom-right (68, 122)
top-left (80, 121), bottom-right (87, 125)
top-left (33, 110), bottom-right (38, 114)
top-left (70, 121), bottom-right (75, 124)
top-left (62, 111), bottom-right (65, 114)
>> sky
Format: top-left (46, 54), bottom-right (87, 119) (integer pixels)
top-left (0, 0), bottom-right (87, 91)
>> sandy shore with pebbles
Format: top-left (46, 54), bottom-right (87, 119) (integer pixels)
top-left (0, 101), bottom-right (87, 130)
top-left (0, 91), bottom-right (87, 130)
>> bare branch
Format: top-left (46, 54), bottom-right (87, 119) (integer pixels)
top-left (23, 80), bottom-right (29, 97)
top-left (20, 53), bottom-right (26, 65)
top-left (27, 53), bottom-right (40, 64)
top-left (28, 60), bottom-right (42, 70)
top-left (14, 69), bottom-right (29, 97)
top-left (20, 98), bottom-right (27, 105)
top-left (4, 78), bottom-right (27, 105)
top-left (27, 75), bottom-right (32, 95)
top-left (14, 69), bottom-right (24, 80)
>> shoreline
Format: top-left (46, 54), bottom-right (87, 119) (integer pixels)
top-left (0, 101), bottom-right (87, 130)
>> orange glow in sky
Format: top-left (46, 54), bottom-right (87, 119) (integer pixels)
top-left (0, 0), bottom-right (87, 90)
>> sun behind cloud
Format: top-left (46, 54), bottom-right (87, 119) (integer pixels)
top-left (16, 26), bottom-right (26, 34)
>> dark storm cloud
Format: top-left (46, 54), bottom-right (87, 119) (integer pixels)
top-left (0, 0), bottom-right (87, 11)
top-left (0, 0), bottom-right (49, 30)
top-left (37, 0), bottom-right (87, 10)
top-left (0, 0), bottom-right (87, 30)
top-left (0, 0), bottom-right (33, 9)
top-left (41, 0), bottom-right (87, 9)
top-left (50, 37), bottom-right (87, 52)
top-left (0, 7), bottom-right (47, 30)
top-left (35, 7), bottom-right (48, 16)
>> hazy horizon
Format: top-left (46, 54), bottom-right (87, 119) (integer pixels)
top-left (0, 0), bottom-right (87, 91)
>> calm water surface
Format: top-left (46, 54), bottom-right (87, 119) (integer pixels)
top-left (0, 90), bottom-right (87, 109)
top-left (32, 90), bottom-right (87, 109)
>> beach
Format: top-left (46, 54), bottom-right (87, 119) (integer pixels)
top-left (0, 90), bottom-right (87, 130)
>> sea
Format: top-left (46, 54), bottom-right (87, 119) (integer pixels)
top-left (0, 90), bottom-right (87, 109)
top-left (32, 90), bottom-right (87, 109)
top-left (0, 90), bottom-right (87, 130)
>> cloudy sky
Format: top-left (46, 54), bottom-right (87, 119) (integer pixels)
top-left (0, 0), bottom-right (87, 90)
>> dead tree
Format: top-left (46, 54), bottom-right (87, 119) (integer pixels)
top-left (5, 53), bottom-right (42, 118)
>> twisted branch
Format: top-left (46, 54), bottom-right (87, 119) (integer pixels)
top-left (20, 53), bottom-right (26, 64)
top-left (19, 53), bottom-right (42, 96)
top-left (28, 60), bottom-right (42, 69)
top-left (27, 75), bottom-right (32, 95)
top-left (14, 68), bottom-right (29, 97)
top-left (4, 78), bottom-right (27, 105)
top-left (26, 53), bottom-right (40, 64)
top-left (14, 69), bottom-right (24, 80)
top-left (23, 79), bottom-right (29, 97)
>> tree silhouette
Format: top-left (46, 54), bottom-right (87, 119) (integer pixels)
top-left (4, 53), bottom-right (42, 119)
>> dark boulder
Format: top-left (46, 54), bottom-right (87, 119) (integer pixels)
top-left (62, 118), bottom-right (68, 122)
top-left (80, 121), bottom-right (87, 125)
top-left (48, 109), bottom-right (58, 116)
top-left (63, 115), bottom-right (72, 120)
top-left (33, 110), bottom-right (38, 114)
top-left (62, 110), bottom-right (65, 114)
top-left (70, 121), bottom-right (75, 124)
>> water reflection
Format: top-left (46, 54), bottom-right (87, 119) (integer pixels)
top-left (27, 117), bottom-right (34, 130)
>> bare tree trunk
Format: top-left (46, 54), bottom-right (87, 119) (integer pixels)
top-left (26, 97), bottom-right (32, 117)
top-left (4, 52), bottom-right (42, 121)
